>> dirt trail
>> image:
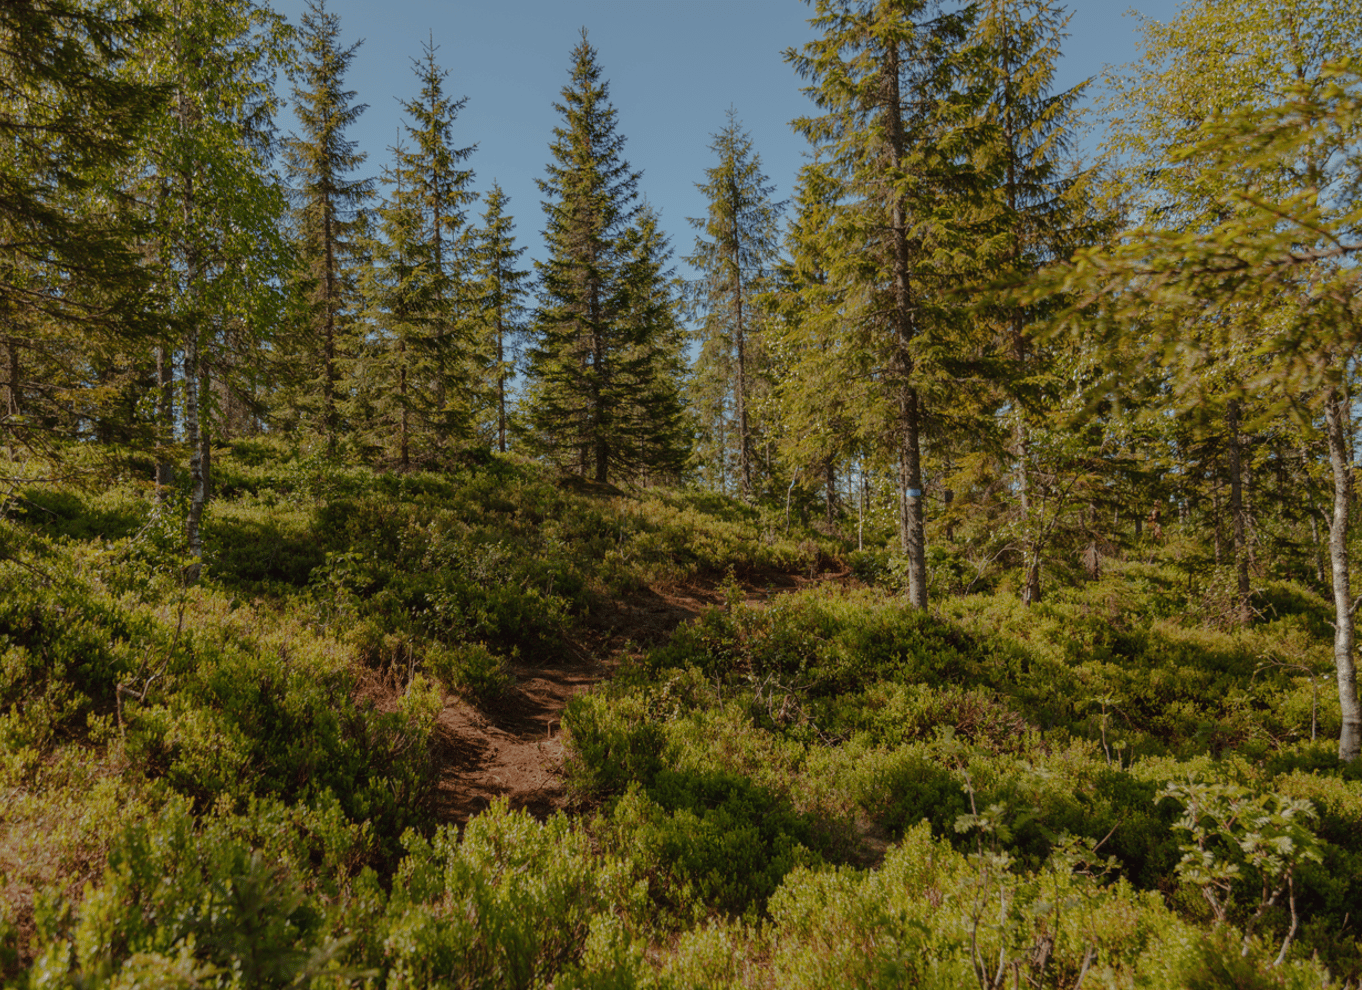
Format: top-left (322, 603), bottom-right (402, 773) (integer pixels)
top-left (427, 569), bottom-right (841, 825)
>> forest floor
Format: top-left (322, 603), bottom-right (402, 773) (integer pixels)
top-left (426, 567), bottom-right (848, 826)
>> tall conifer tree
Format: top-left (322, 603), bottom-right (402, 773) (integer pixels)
top-left (685, 109), bottom-right (783, 499)
top-left (525, 31), bottom-right (677, 484)
top-left (771, 162), bottom-right (870, 522)
top-left (282, 0), bottom-right (372, 453)
top-left (0, 0), bottom-right (164, 453)
top-left (390, 35), bottom-right (477, 445)
top-left (976, 0), bottom-right (1090, 604)
top-left (787, 0), bottom-right (988, 608)
top-left (356, 135), bottom-right (440, 469)
top-left (469, 183), bottom-right (530, 453)
top-left (354, 39), bottom-right (476, 466)
top-left (612, 205), bottom-right (690, 484)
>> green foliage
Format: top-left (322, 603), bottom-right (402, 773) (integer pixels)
top-left (7, 441), bottom-right (1362, 987)
top-left (559, 572), bottom-right (1360, 978)
top-left (384, 803), bottom-right (643, 989)
top-left (523, 34), bottom-right (689, 485)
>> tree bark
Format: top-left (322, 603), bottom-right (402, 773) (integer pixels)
top-left (183, 325), bottom-right (204, 582)
top-left (1325, 387), bottom-right (1360, 761)
top-left (824, 459), bottom-right (836, 527)
top-left (1227, 399), bottom-right (1252, 624)
top-left (733, 224), bottom-right (751, 498)
top-left (858, 464), bottom-right (867, 552)
top-left (899, 391), bottom-right (928, 608)
top-left (199, 358), bottom-right (212, 503)
top-left (399, 338), bottom-right (409, 470)
top-left (1212, 482), bottom-right (1225, 566)
top-left (182, 183), bottom-right (205, 582)
top-left (884, 40), bottom-right (927, 610)
top-left (1018, 418), bottom-right (1041, 605)
top-left (3, 337), bottom-right (18, 418)
top-left (496, 291), bottom-right (507, 454)
top-left (322, 190), bottom-right (338, 455)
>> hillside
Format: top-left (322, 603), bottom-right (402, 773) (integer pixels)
top-left (0, 443), bottom-right (1358, 989)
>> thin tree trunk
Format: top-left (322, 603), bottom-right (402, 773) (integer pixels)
top-left (899, 392), bottom-right (928, 608)
top-left (1212, 482), bottom-right (1225, 566)
top-left (496, 296), bottom-right (507, 454)
top-left (824, 459), bottom-right (836, 528)
top-left (184, 324), bottom-right (204, 582)
top-left (322, 189), bottom-right (338, 455)
top-left (1325, 387), bottom-right (1360, 761)
top-left (885, 41), bottom-right (927, 610)
top-left (3, 336), bottom-right (19, 462)
top-left (1304, 445), bottom-right (1327, 585)
top-left (180, 126), bottom-right (205, 581)
top-left (593, 327), bottom-right (608, 484)
top-left (858, 463), bottom-right (867, 552)
top-left (1310, 508), bottom-right (1327, 586)
top-left (1227, 399), bottom-right (1252, 624)
top-left (4, 337), bottom-right (18, 417)
top-left (1018, 418), bottom-right (1041, 605)
top-left (199, 358), bottom-right (212, 503)
top-left (734, 258), bottom-right (751, 498)
top-left (155, 346), bottom-right (174, 489)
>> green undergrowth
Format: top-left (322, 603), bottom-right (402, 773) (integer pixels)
top-left (3, 444), bottom-right (1360, 987)
top-left (0, 442), bottom-right (834, 985)
top-left (560, 566), bottom-right (1362, 985)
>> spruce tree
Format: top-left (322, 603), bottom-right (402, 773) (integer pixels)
top-left (526, 31), bottom-right (675, 484)
top-left (390, 35), bottom-right (477, 447)
top-left (685, 109), bottom-right (783, 499)
top-left (469, 183), bottom-right (530, 453)
top-left (787, 0), bottom-right (989, 608)
top-left (353, 38), bottom-right (476, 468)
top-left (281, 0), bottom-right (372, 453)
top-left (770, 162), bottom-right (870, 524)
top-left (356, 136), bottom-right (441, 469)
top-left (0, 0), bottom-right (164, 453)
top-left (975, 0), bottom-right (1091, 604)
top-left (611, 205), bottom-right (690, 484)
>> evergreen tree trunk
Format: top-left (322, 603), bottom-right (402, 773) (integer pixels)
top-left (885, 41), bottom-right (927, 610)
top-left (858, 464), bottom-right (867, 552)
top-left (1311, 507), bottom-right (1327, 586)
top-left (496, 304), bottom-right (507, 453)
top-left (735, 263), bottom-right (751, 498)
top-left (1017, 414), bottom-right (1041, 605)
top-left (183, 324), bottom-right (205, 581)
top-left (1212, 481), bottom-right (1225, 565)
top-left (156, 345), bottom-right (174, 489)
top-left (181, 144), bottom-right (205, 581)
top-left (1325, 387), bottom-right (1361, 762)
top-left (1008, 113), bottom-right (1039, 604)
top-left (1227, 399), bottom-right (1251, 624)
top-left (824, 459), bottom-right (836, 527)
top-left (323, 198), bottom-right (338, 454)
top-left (199, 358), bottom-right (212, 503)
top-left (899, 391), bottom-right (927, 608)
top-left (593, 296), bottom-right (608, 483)
top-left (4, 337), bottom-right (19, 418)
top-left (3, 336), bottom-right (19, 462)
top-left (399, 339), bottom-right (410, 470)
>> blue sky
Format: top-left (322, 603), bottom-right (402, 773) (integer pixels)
top-left (265, 0), bottom-right (1186, 272)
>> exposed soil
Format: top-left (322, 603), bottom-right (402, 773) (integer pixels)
top-left (427, 568), bottom-right (848, 826)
